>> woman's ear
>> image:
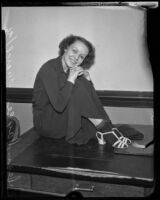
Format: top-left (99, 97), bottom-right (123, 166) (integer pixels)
top-left (64, 48), bottom-right (67, 53)
top-left (64, 45), bottom-right (70, 52)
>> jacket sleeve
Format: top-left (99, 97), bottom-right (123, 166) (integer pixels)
top-left (39, 66), bottom-right (74, 113)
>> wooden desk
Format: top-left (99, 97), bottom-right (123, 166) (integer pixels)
top-left (8, 125), bottom-right (154, 197)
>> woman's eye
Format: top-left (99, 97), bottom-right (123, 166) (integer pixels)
top-left (72, 49), bottom-right (77, 53)
top-left (80, 55), bottom-right (85, 60)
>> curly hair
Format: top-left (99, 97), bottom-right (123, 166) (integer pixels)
top-left (58, 34), bottom-right (95, 69)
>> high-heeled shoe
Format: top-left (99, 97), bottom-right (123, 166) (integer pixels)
top-left (96, 128), bottom-right (132, 148)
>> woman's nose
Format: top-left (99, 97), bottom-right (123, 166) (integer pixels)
top-left (74, 54), bottom-right (79, 61)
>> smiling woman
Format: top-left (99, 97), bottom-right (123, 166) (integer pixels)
top-left (32, 34), bottom-right (132, 148)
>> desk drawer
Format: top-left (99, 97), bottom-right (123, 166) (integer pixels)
top-left (31, 174), bottom-right (144, 197)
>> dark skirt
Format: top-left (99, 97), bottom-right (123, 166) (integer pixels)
top-left (35, 76), bottom-right (110, 145)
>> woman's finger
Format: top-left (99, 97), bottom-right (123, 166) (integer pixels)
top-left (77, 71), bottom-right (84, 76)
top-left (76, 66), bottom-right (83, 71)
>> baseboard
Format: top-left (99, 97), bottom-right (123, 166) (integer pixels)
top-left (6, 88), bottom-right (153, 108)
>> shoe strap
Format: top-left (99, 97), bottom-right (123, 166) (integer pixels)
top-left (112, 128), bottom-right (123, 137)
top-left (113, 139), bottom-right (128, 148)
top-left (112, 128), bottom-right (132, 144)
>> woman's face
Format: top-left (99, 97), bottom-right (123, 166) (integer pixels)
top-left (62, 40), bottom-right (89, 69)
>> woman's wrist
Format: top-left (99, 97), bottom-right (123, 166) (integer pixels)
top-left (67, 77), bottom-right (75, 84)
top-left (86, 77), bottom-right (91, 81)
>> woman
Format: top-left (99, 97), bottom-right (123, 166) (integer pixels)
top-left (32, 34), bottom-right (131, 148)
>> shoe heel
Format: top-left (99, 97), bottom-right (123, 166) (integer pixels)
top-left (96, 132), bottom-right (106, 145)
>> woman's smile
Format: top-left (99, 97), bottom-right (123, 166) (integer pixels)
top-left (69, 57), bottom-right (78, 66)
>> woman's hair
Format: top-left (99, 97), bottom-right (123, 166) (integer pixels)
top-left (58, 34), bottom-right (95, 69)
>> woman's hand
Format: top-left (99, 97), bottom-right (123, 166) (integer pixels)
top-left (83, 70), bottom-right (91, 81)
top-left (67, 66), bottom-right (84, 84)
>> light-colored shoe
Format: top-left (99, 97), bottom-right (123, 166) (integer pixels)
top-left (96, 128), bottom-right (132, 148)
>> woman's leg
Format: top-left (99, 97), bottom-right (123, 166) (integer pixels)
top-left (66, 78), bottom-right (113, 141)
top-left (88, 118), bottom-right (103, 127)
top-left (78, 77), bottom-right (120, 133)
top-left (67, 78), bottom-right (130, 147)
top-left (88, 118), bottom-right (113, 132)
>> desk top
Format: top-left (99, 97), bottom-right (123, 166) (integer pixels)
top-left (10, 124), bottom-right (153, 187)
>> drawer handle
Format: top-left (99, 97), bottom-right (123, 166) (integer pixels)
top-left (73, 184), bottom-right (95, 192)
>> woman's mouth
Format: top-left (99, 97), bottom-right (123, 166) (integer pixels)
top-left (70, 58), bottom-right (77, 66)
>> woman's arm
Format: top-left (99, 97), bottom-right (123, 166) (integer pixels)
top-left (40, 67), bottom-right (74, 113)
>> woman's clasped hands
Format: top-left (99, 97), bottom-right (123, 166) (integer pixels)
top-left (67, 66), bottom-right (91, 84)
